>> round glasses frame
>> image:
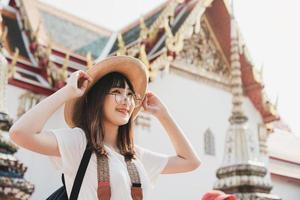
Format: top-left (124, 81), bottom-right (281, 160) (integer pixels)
top-left (106, 92), bottom-right (142, 108)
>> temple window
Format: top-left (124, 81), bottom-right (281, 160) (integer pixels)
top-left (204, 128), bottom-right (215, 156)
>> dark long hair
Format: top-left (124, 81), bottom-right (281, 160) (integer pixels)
top-left (72, 72), bottom-right (136, 159)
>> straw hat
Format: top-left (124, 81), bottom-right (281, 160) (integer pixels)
top-left (201, 190), bottom-right (236, 200)
top-left (64, 56), bottom-right (149, 128)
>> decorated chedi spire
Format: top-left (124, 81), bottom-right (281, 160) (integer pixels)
top-left (213, 1), bottom-right (280, 200)
top-left (0, 15), bottom-right (34, 200)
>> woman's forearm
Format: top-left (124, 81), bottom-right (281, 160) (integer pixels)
top-left (9, 86), bottom-right (72, 135)
top-left (157, 110), bottom-right (200, 164)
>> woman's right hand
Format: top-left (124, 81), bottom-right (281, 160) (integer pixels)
top-left (64, 70), bottom-right (93, 99)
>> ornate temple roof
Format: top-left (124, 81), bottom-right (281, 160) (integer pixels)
top-left (40, 10), bottom-right (110, 58)
top-left (2, 0), bottom-right (279, 122)
top-left (109, 4), bottom-right (165, 54)
top-left (12, 0), bottom-right (111, 58)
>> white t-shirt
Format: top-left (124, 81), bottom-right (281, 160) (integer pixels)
top-left (48, 127), bottom-right (169, 200)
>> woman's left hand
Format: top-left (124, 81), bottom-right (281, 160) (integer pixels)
top-left (142, 91), bottom-right (167, 118)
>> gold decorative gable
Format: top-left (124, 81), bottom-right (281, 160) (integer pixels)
top-left (176, 17), bottom-right (230, 79)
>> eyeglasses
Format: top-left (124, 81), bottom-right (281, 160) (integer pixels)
top-left (106, 90), bottom-right (142, 107)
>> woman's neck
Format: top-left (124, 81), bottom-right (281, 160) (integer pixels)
top-left (103, 120), bottom-right (118, 149)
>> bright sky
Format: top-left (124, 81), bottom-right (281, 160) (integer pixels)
top-left (38, 0), bottom-right (300, 135)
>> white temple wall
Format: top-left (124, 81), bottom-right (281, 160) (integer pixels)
top-left (271, 176), bottom-right (300, 200)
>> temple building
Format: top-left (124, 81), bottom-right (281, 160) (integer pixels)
top-left (0, 0), bottom-right (299, 199)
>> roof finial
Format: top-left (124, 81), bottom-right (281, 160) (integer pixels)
top-left (139, 16), bottom-right (149, 41)
top-left (86, 52), bottom-right (93, 69)
top-left (31, 20), bottom-right (41, 41)
top-left (8, 48), bottom-right (19, 79)
top-left (59, 53), bottom-right (69, 82)
top-left (116, 33), bottom-right (126, 56)
top-left (0, 26), bottom-right (7, 47)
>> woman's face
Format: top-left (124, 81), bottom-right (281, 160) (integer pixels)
top-left (103, 82), bottom-right (135, 126)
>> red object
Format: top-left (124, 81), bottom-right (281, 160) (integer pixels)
top-left (202, 190), bottom-right (236, 200)
top-left (98, 182), bottom-right (110, 187)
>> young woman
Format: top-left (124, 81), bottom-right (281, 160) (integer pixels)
top-left (9, 56), bottom-right (200, 200)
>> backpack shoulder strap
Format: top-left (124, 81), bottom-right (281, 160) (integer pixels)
top-left (69, 144), bottom-right (92, 199)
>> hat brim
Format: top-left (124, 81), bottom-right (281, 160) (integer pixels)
top-left (64, 56), bottom-right (149, 128)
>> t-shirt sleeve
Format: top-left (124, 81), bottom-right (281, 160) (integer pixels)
top-left (135, 145), bottom-right (169, 187)
top-left (47, 127), bottom-right (86, 175)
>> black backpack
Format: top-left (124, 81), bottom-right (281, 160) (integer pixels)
top-left (46, 145), bottom-right (92, 200)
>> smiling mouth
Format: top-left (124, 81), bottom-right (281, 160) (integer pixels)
top-left (116, 109), bottom-right (129, 115)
